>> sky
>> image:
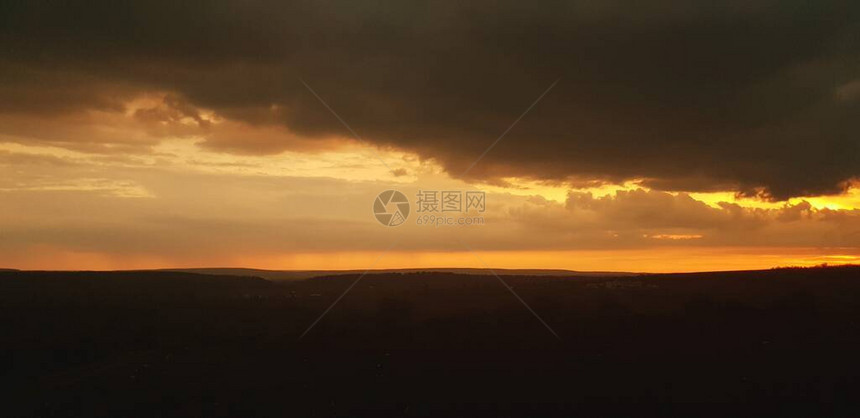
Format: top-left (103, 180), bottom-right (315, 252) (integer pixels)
top-left (1, 1), bottom-right (860, 272)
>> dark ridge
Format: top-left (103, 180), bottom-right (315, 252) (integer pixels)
top-left (161, 267), bottom-right (637, 281)
top-left (3, 265), bottom-right (860, 416)
top-left (0, 270), bottom-right (270, 284)
top-left (0, 270), bottom-right (271, 307)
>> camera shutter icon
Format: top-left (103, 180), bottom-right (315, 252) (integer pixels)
top-left (373, 190), bottom-right (410, 227)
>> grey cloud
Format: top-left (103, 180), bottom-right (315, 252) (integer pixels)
top-left (1, 0), bottom-right (859, 199)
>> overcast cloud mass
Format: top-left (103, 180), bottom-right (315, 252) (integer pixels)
top-left (2, 0), bottom-right (859, 199)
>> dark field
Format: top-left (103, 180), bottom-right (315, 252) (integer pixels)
top-left (2, 267), bottom-right (860, 417)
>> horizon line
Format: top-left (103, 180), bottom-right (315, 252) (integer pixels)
top-left (3, 264), bottom-right (855, 276)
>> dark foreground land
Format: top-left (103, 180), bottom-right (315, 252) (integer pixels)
top-left (2, 266), bottom-right (860, 417)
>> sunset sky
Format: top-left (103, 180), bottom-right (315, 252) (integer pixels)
top-left (1, 1), bottom-right (860, 272)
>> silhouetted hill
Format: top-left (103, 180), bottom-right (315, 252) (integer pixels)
top-left (0, 270), bottom-right (269, 283)
top-left (2, 265), bottom-right (860, 416)
top-left (0, 270), bottom-right (271, 308)
top-left (0, 270), bottom-right (269, 290)
top-left (161, 267), bottom-right (636, 280)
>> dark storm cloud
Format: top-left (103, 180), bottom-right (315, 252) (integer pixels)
top-left (1, 0), bottom-right (859, 199)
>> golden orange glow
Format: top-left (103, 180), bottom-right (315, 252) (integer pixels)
top-left (689, 187), bottom-right (860, 211)
top-left (6, 246), bottom-right (858, 274)
top-left (486, 177), bottom-right (860, 211)
top-left (188, 248), bottom-right (860, 273)
top-left (3, 94), bottom-right (860, 273)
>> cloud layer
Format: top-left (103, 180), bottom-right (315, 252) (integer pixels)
top-left (1, 0), bottom-right (859, 199)
top-left (2, 138), bottom-right (860, 270)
